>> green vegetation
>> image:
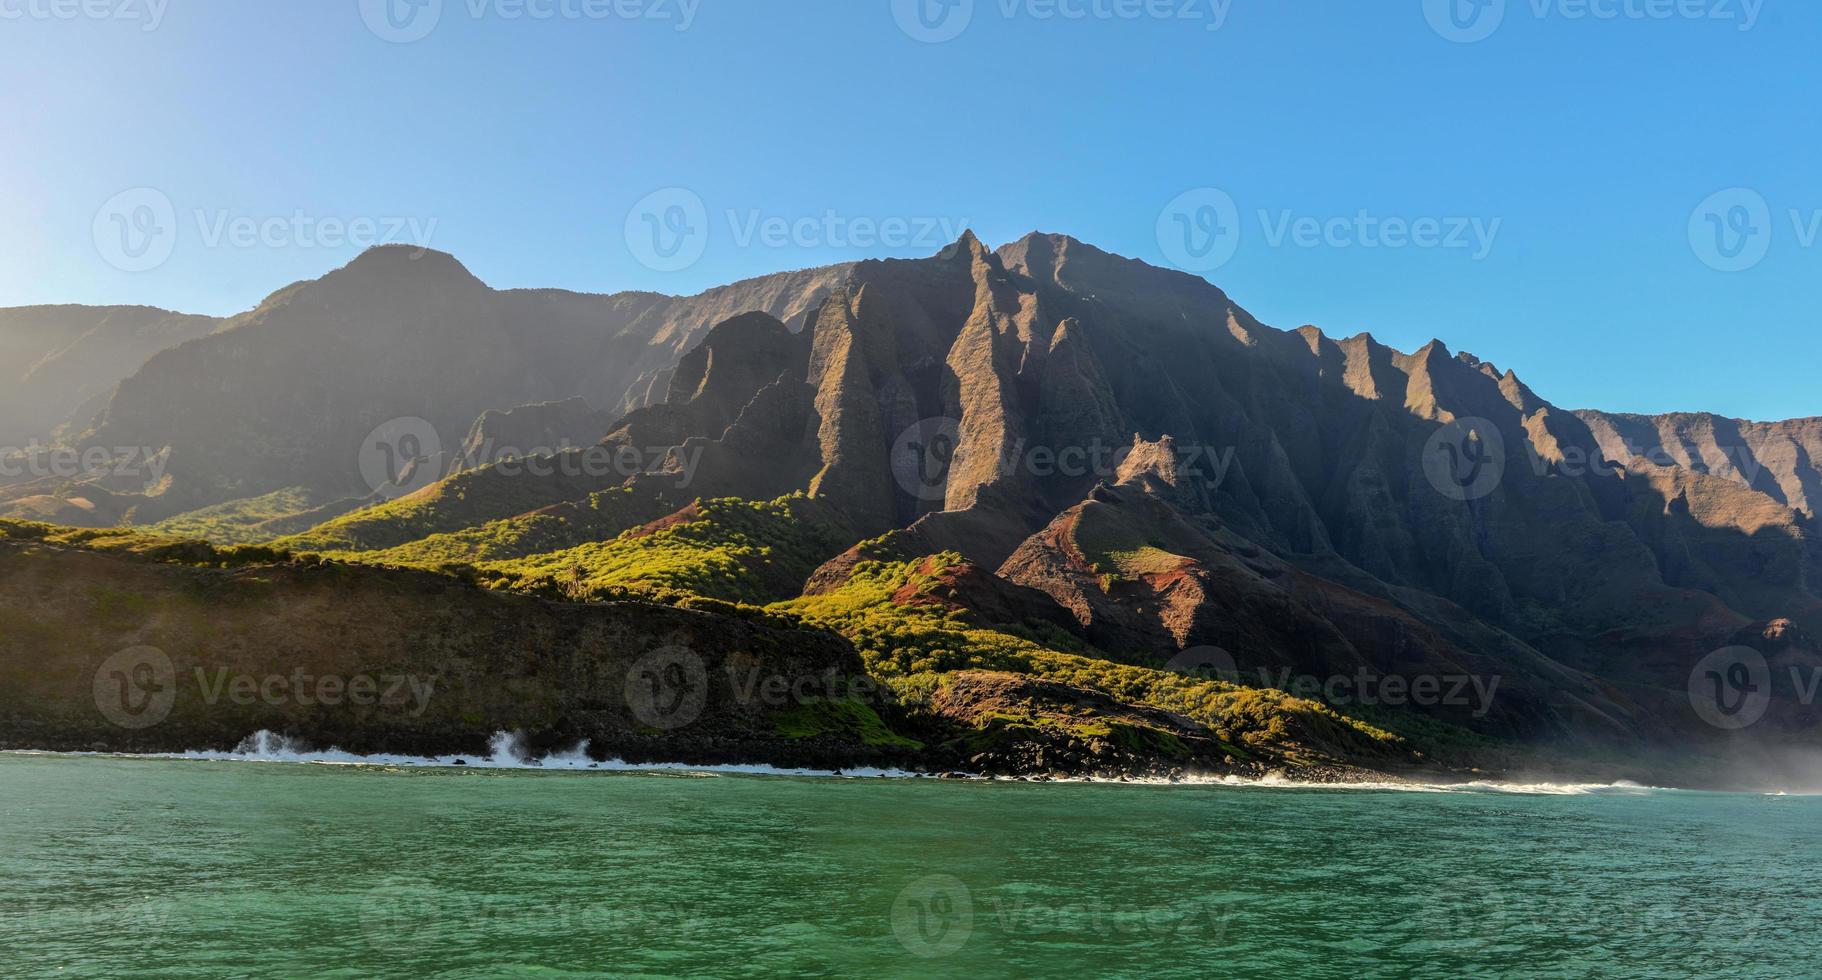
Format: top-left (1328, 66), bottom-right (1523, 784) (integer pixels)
top-left (960, 711), bottom-right (1194, 758)
top-left (1, 519), bottom-right (304, 569)
top-left (474, 494), bottom-right (853, 605)
top-left (272, 455), bottom-right (617, 554)
top-left (771, 552), bottom-right (1403, 756)
top-left (1071, 500), bottom-right (1191, 587)
top-left (4, 499), bottom-right (1429, 771)
top-left (772, 698), bottom-right (923, 749)
top-left (354, 488), bottom-right (673, 565)
top-left (147, 487), bottom-right (336, 545)
top-left (1101, 545), bottom-right (1185, 578)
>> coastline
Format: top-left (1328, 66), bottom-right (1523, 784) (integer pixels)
top-left (0, 730), bottom-right (1694, 795)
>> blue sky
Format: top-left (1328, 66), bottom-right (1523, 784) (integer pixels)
top-left (1, 0), bottom-right (1815, 420)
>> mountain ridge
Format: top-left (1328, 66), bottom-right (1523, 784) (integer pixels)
top-left (4, 231), bottom-right (1817, 780)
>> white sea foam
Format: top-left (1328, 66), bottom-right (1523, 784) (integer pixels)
top-left (2, 730), bottom-right (917, 778)
top-left (1083, 772), bottom-right (1669, 794)
top-left (0, 734), bottom-right (1674, 792)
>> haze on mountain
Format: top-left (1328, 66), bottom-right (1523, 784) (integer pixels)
top-left (3, 233), bottom-right (1817, 785)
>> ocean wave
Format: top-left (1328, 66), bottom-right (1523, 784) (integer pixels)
top-left (5, 731), bottom-right (917, 779)
top-left (1100, 773), bottom-right (1668, 794)
top-left (1, 733), bottom-right (1675, 794)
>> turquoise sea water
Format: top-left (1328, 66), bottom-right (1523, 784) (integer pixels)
top-left (1, 754), bottom-right (1816, 978)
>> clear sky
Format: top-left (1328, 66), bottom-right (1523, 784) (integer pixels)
top-left (1, 0), bottom-right (1815, 420)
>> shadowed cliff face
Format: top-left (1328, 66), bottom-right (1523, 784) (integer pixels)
top-left (0, 528), bottom-right (902, 769)
top-left (6, 234), bottom-right (1819, 762)
top-left (7, 248), bottom-right (849, 524)
top-left (383, 230), bottom-right (1811, 745)
top-left (1576, 409), bottom-right (1822, 519)
top-left (0, 305), bottom-right (219, 448)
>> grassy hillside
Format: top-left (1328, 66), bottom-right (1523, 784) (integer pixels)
top-left (771, 551), bottom-right (1406, 764)
top-left (0, 503), bottom-right (1447, 777)
top-left (272, 455), bottom-right (619, 554)
top-left (351, 488), bottom-right (675, 566)
top-left (147, 487), bottom-right (357, 545)
top-left (475, 495), bottom-right (855, 605)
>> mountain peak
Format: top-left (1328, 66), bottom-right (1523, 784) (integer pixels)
top-left (334, 244), bottom-right (479, 284)
top-left (1417, 337), bottom-right (1451, 358)
top-left (938, 228), bottom-right (988, 261)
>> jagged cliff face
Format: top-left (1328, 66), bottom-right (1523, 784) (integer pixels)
top-left (6, 234), bottom-right (1818, 753)
top-left (452, 230), bottom-right (1814, 743)
top-left (1576, 410), bottom-right (1822, 519)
